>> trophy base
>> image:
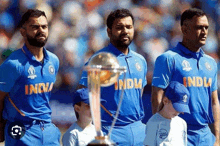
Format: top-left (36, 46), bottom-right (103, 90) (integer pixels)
top-left (87, 136), bottom-right (116, 146)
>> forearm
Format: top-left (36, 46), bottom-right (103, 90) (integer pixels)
top-left (151, 86), bottom-right (164, 114)
top-left (151, 96), bottom-right (161, 114)
top-left (212, 100), bottom-right (220, 141)
top-left (0, 91), bottom-right (6, 142)
top-left (211, 90), bottom-right (220, 142)
top-left (0, 96), bottom-right (5, 122)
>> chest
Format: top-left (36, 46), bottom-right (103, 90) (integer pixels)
top-left (116, 56), bottom-right (146, 90)
top-left (76, 129), bottom-right (96, 146)
top-left (173, 57), bottom-right (214, 87)
top-left (19, 61), bottom-right (56, 95)
top-left (156, 121), bottom-right (186, 145)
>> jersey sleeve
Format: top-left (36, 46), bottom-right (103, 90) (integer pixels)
top-left (152, 53), bottom-right (174, 89)
top-left (143, 58), bottom-right (147, 87)
top-left (211, 61), bottom-right (217, 92)
top-left (55, 55), bottom-right (60, 75)
top-left (143, 121), bottom-right (158, 146)
top-left (0, 60), bottom-right (21, 92)
top-left (62, 132), bottom-right (77, 146)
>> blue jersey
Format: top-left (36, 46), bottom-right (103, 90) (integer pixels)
top-left (152, 42), bottom-right (217, 128)
top-left (0, 45), bottom-right (59, 122)
top-left (80, 43), bottom-right (147, 126)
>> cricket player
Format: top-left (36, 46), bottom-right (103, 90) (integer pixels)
top-left (151, 8), bottom-right (220, 146)
top-left (0, 9), bottom-right (60, 145)
top-left (79, 9), bottom-right (147, 146)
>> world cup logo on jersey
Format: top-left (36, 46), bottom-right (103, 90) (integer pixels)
top-left (27, 65), bottom-right (37, 79)
top-left (182, 60), bottom-right (192, 71)
top-left (85, 52), bottom-right (126, 145)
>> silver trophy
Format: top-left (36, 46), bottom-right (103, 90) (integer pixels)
top-left (85, 52), bottom-right (126, 146)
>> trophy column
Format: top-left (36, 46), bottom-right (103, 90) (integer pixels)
top-left (85, 52), bottom-right (126, 146)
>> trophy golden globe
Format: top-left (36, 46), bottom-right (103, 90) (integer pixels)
top-left (85, 52), bottom-right (126, 146)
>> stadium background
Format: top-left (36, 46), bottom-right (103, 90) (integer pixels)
top-left (0, 0), bottom-right (220, 145)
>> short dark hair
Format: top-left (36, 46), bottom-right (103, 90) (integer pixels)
top-left (18, 9), bottom-right (47, 28)
top-left (107, 8), bottom-right (134, 29)
top-left (181, 8), bottom-right (206, 26)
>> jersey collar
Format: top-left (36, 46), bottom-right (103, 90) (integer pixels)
top-left (108, 43), bottom-right (132, 57)
top-left (22, 44), bottom-right (49, 63)
top-left (177, 42), bottom-right (204, 58)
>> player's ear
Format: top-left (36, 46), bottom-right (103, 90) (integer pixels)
top-left (20, 27), bottom-right (26, 37)
top-left (107, 28), bottom-right (112, 38)
top-left (74, 105), bottom-right (81, 112)
top-left (181, 22), bottom-right (189, 35)
top-left (163, 96), bottom-right (169, 105)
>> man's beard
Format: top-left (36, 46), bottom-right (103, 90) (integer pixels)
top-left (26, 33), bottom-right (48, 47)
top-left (112, 34), bottom-right (133, 49)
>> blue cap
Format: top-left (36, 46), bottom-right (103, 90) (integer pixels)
top-left (164, 81), bottom-right (190, 114)
top-left (73, 88), bottom-right (106, 106)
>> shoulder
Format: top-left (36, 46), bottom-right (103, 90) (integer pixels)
top-left (174, 116), bottom-right (187, 126)
top-left (158, 48), bottom-right (180, 59)
top-left (147, 113), bottom-right (163, 124)
top-left (203, 53), bottom-right (217, 64)
top-left (130, 50), bottom-right (146, 61)
top-left (202, 53), bottom-right (218, 72)
top-left (95, 46), bottom-right (111, 54)
top-left (63, 123), bottom-right (79, 137)
top-left (1, 49), bottom-right (26, 69)
top-left (46, 50), bottom-right (59, 62)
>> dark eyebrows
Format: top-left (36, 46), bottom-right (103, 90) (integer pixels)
top-left (195, 25), bottom-right (209, 29)
top-left (30, 24), bottom-right (48, 27)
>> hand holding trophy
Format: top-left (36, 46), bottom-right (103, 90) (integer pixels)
top-left (85, 52), bottom-right (126, 146)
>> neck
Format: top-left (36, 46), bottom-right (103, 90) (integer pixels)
top-left (181, 39), bottom-right (201, 53)
top-left (111, 42), bottom-right (129, 55)
top-left (76, 118), bottom-right (92, 129)
top-left (25, 43), bottom-right (44, 62)
top-left (159, 108), bottom-right (171, 119)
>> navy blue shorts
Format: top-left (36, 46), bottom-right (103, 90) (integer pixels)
top-left (187, 125), bottom-right (216, 146)
top-left (102, 120), bottom-right (146, 146)
top-left (4, 120), bottom-right (61, 146)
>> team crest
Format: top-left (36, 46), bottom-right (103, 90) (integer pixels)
top-left (182, 60), bottom-right (192, 71)
top-left (183, 95), bottom-right (188, 102)
top-left (135, 62), bottom-right (142, 71)
top-left (49, 65), bottom-right (55, 74)
top-left (28, 65), bottom-right (37, 79)
top-left (205, 62), bottom-right (212, 71)
top-left (158, 129), bottom-right (168, 139)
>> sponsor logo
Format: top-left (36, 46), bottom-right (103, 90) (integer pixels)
top-left (158, 129), bottom-right (168, 139)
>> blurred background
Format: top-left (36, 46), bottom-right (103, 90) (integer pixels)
top-left (1, 0), bottom-right (220, 144)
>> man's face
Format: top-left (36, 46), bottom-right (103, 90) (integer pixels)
top-left (22, 16), bottom-right (48, 47)
top-left (108, 16), bottom-right (134, 49)
top-left (184, 15), bottom-right (209, 48)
